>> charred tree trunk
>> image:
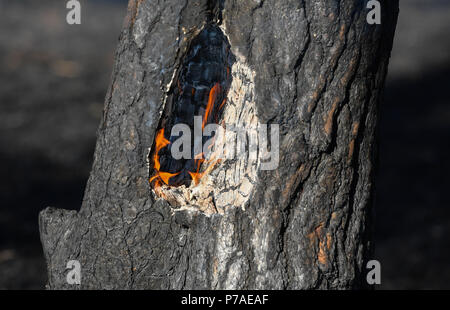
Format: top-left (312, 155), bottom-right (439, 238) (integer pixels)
top-left (39, 0), bottom-right (398, 289)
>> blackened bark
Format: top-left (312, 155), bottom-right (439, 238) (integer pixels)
top-left (39, 0), bottom-right (398, 289)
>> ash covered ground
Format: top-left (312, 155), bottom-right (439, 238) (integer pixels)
top-left (0, 0), bottom-right (449, 289)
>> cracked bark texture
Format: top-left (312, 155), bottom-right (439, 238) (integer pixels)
top-left (39, 0), bottom-right (398, 289)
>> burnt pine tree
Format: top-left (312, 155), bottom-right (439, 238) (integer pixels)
top-left (39, 0), bottom-right (398, 289)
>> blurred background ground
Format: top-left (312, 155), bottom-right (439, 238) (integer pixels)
top-left (376, 0), bottom-right (450, 289)
top-left (0, 0), bottom-right (128, 289)
top-left (0, 0), bottom-right (449, 289)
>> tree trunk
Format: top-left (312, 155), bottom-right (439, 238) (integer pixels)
top-left (39, 0), bottom-right (398, 289)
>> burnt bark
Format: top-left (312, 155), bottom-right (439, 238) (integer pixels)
top-left (39, 0), bottom-right (398, 289)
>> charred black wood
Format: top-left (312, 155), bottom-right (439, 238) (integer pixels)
top-left (154, 24), bottom-right (234, 187)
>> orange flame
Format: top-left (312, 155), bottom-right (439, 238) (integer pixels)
top-left (202, 83), bottom-right (220, 130)
top-left (189, 83), bottom-right (223, 186)
top-left (150, 128), bottom-right (180, 187)
top-left (152, 81), bottom-right (226, 189)
top-left (188, 158), bottom-right (205, 186)
top-left (189, 156), bottom-right (221, 186)
top-left (215, 98), bottom-right (226, 123)
top-left (218, 98), bottom-right (226, 111)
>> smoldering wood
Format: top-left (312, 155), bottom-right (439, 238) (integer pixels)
top-left (39, 0), bottom-right (398, 289)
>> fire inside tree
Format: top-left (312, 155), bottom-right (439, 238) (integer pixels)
top-left (150, 24), bottom-right (233, 189)
top-left (147, 22), bottom-right (262, 214)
